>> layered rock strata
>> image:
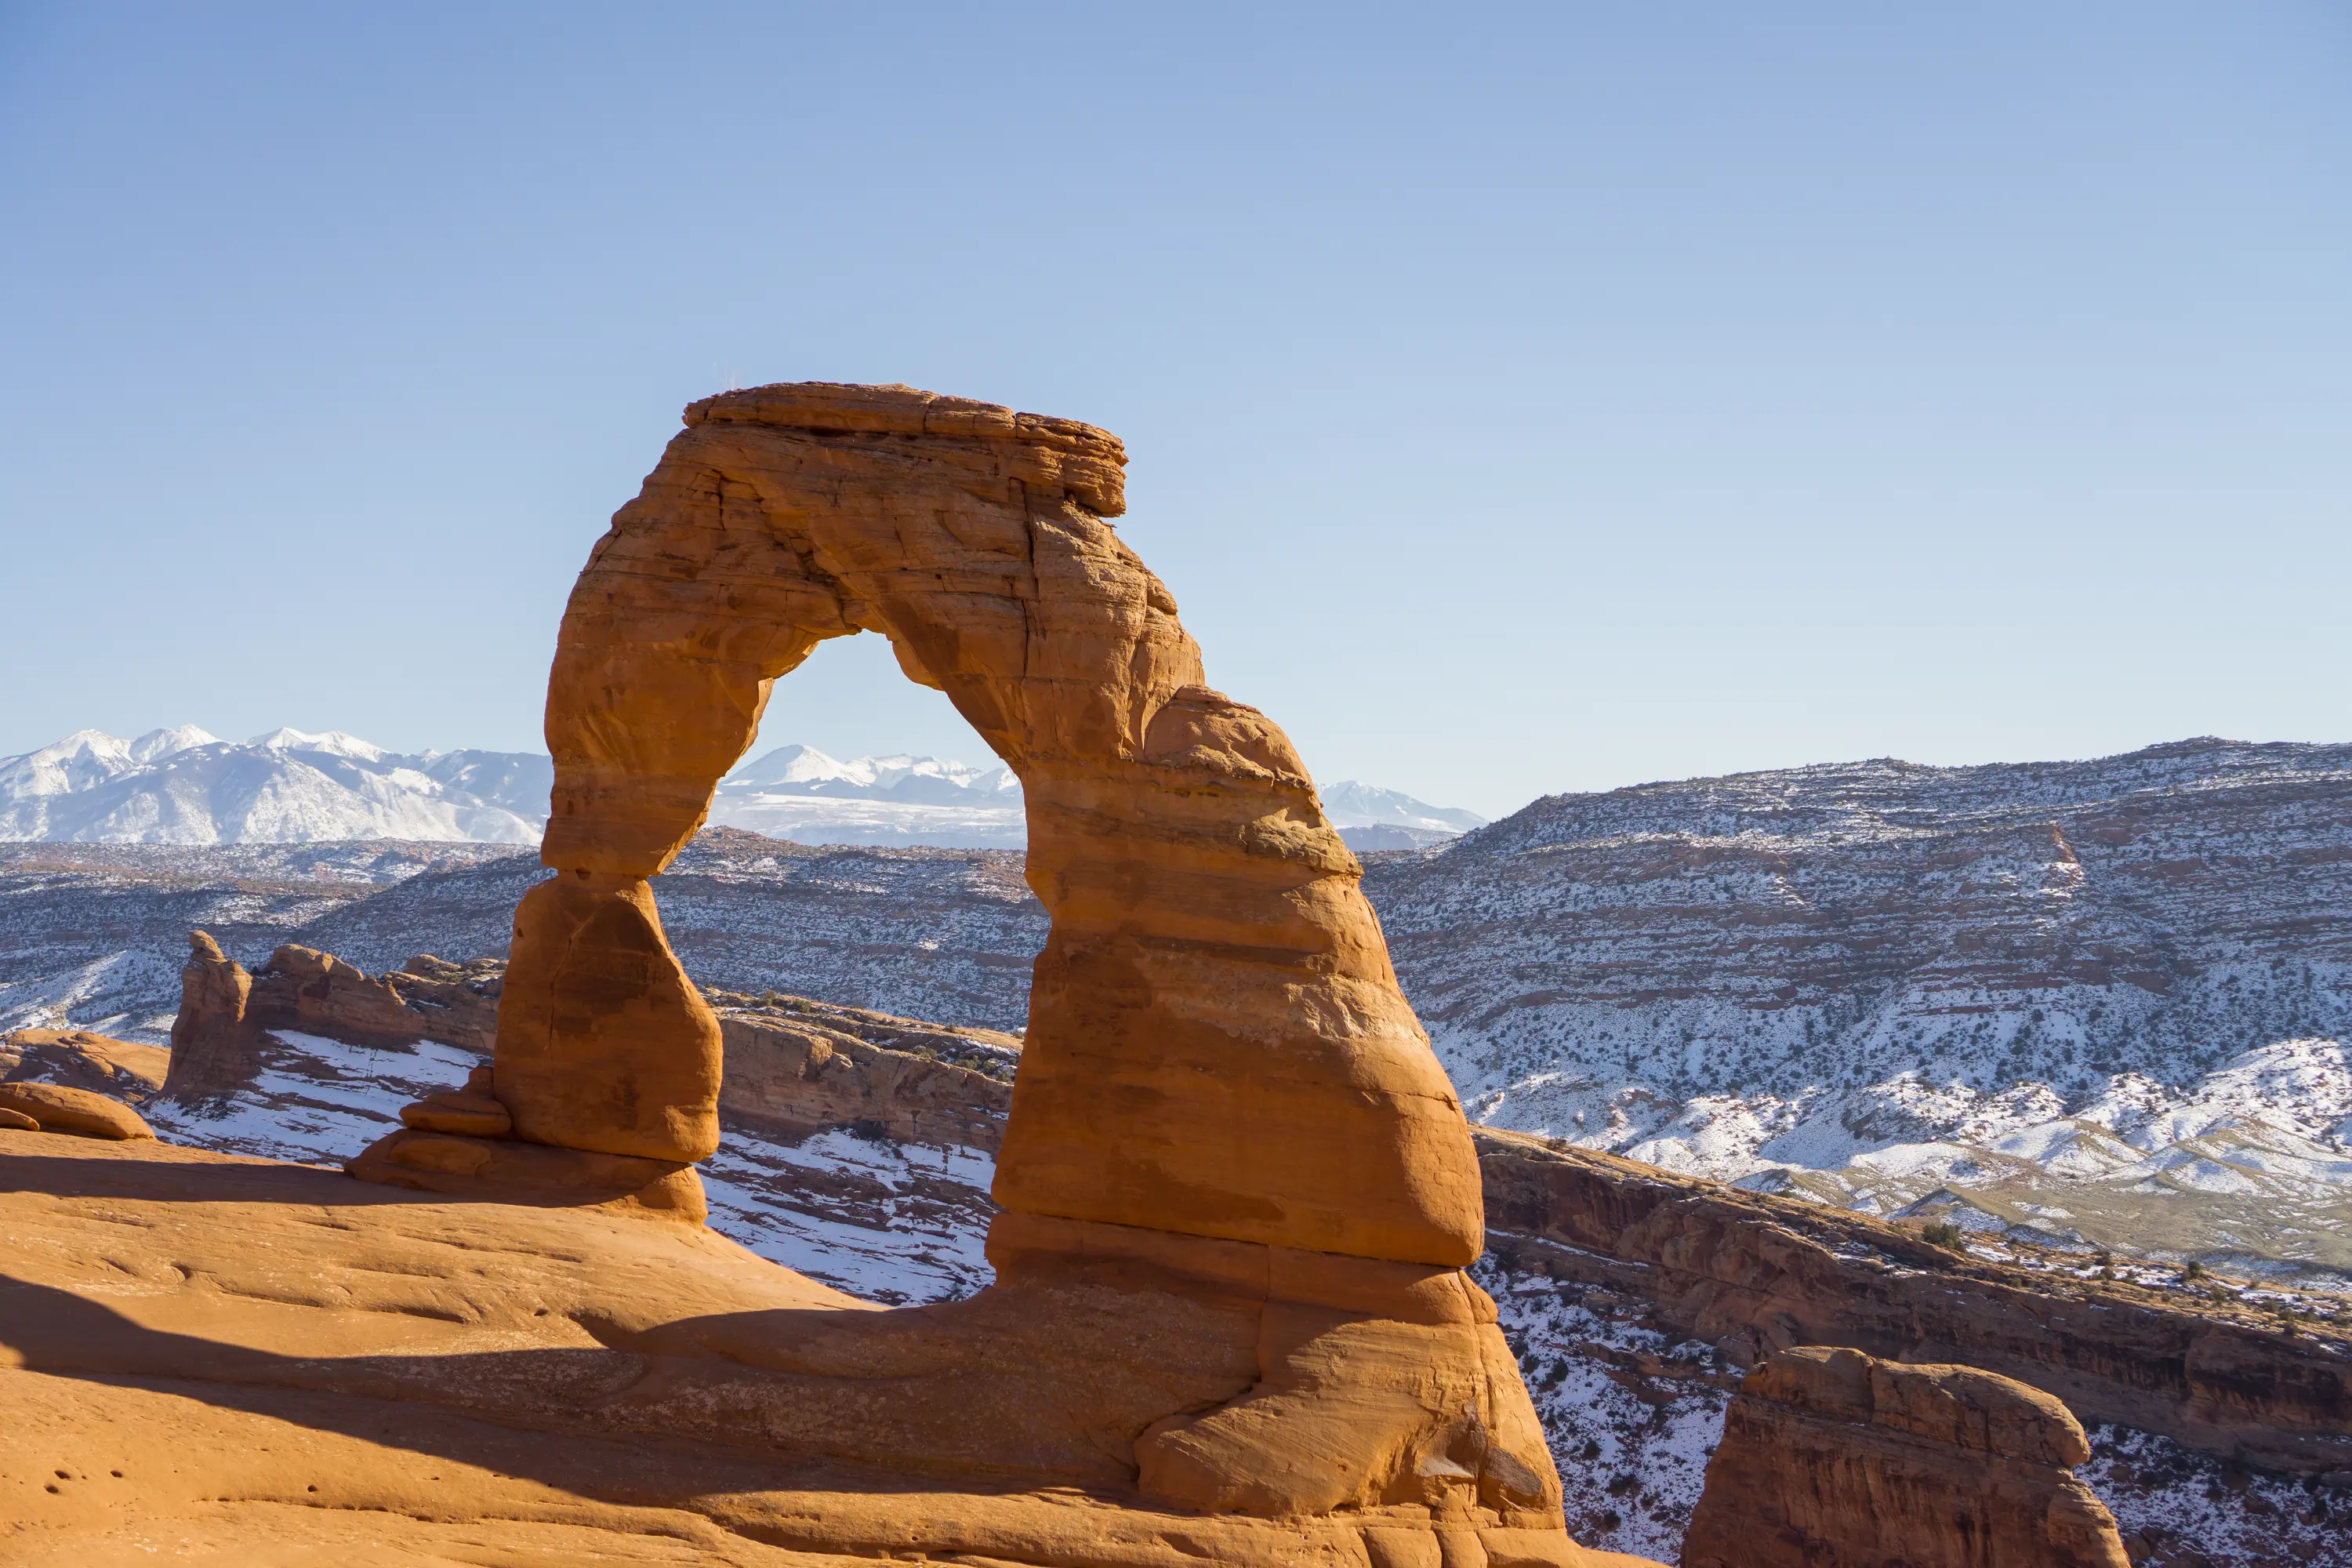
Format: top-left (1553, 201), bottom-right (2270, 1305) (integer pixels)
top-left (165, 935), bottom-right (1018, 1160)
top-left (713, 995), bottom-right (1018, 1152)
top-left (344, 382), bottom-right (1570, 1542)
top-left (1681, 1346), bottom-right (2129, 1567)
top-left (160, 923), bottom-right (2350, 1494)
top-left (1478, 1127), bottom-right (2352, 1475)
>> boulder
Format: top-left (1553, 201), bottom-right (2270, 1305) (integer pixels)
top-left (0, 1082), bottom-right (155, 1141)
top-left (1682, 1345), bottom-right (2129, 1567)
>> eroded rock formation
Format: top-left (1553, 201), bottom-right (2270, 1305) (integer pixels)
top-left (167, 935), bottom-right (503, 1098)
top-left (342, 382), bottom-right (1577, 1551)
top-left (1682, 1346), bottom-right (2129, 1567)
top-left (462, 382), bottom-right (1485, 1266)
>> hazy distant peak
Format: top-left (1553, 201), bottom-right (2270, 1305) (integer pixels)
top-left (0, 726), bottom-right (546, 845)
top-left (129, 724), bottom-right (220, 763)
top-left (246, 728), bottom-right (390, 762)
top-left (1319, 781), bottom-right (1488, 835)
top-left (722, 744), bottom-right (1015, 794)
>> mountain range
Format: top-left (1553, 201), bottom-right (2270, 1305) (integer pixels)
top-left (0, 729), bottom-right (1483, 851)
top-left (0, 728), bottom-right (550, 844)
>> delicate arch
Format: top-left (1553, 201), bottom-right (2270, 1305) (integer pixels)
top-left (495, 382), bottom-right (1483, 1267)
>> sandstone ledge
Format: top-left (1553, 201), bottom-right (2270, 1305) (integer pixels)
top-left (0, 1134), bottom-right (1657, 1567)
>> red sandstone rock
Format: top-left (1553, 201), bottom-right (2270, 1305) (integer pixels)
top-left (500, 381), bottom-right (1483, 1268)
top-left (166, 938), bottom-right (508, 1101)
top-left (333, 382), bottom-right (1565, 1537)
top-left (1682, 1346), bottom-right (2129, 1567)
top-left (493, 874), bottom-right (722, 1161)
top-left (0, 1081), bottom-right (154, 1140)
top-left (2, 1135), bottom-right (1658, 1566)
top-left (0, 1106), bottom-right (35, 1131)
top-left (165, 930), bottom-right (260, 1095)
top-left (717, 1007), bottom-right (1014, 1150)
top-left (346, 1128), bottom-right (704, 1222)
top-left (399, 1089), bottom-right (514, 1138)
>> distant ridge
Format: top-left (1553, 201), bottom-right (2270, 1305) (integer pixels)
top-left (0, 730), bottom-right (1485, 851)
top-left (0, 728), bottom-right (549, 844)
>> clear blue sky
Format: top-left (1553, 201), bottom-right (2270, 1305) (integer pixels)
top-left (3, 4), bottom-right (2346, 818)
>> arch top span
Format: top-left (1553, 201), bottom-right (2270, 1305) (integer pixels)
top-left (506, 380), bottom-right (1486, 1269)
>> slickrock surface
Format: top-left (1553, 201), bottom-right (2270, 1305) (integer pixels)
top-left (1477, 1127), bottom-right (2352, 1476)
top-left (0, 1134), bottom-right (1655, 1566)
top-left (1681, 1346), bottom-right (2129, 1567)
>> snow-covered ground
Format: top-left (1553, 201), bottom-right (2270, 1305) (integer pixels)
top-left (145, 1025), bottom-right (1004, 1308)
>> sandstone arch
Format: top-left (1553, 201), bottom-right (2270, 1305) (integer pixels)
top-left (350, 383), bottom-right (1576, 1544)
top-left (506, 380), bottom-right (1483, 1267)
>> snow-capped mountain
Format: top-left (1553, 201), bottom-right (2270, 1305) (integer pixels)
top-left (3, 731), bottom-right (1486, 852)
top-left (706, 745), bottom-right (1486, 851)
top-left (0, 728), bottom-right (550, 844)
top-left (1319, 781), bottom-right (1487, 850)
top-left (709, 744), bottom-right (1027, 848)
